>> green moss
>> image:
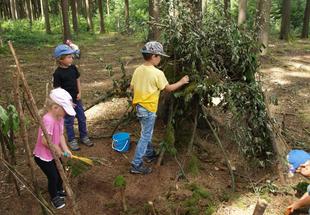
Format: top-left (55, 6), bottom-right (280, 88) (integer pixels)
top-left (188, 154), bottom-right (201, 176)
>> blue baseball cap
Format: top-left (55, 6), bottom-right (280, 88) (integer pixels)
top-left (287, 149), bottom-right (310, 173)
top-left (54, 44), bottom-right (77, 58)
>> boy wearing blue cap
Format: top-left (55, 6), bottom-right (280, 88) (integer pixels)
top-left (129, 41), bottom-right (189, 174)
top-left (53, 44), bottom-right (93, 151)
top-left (287, 149), bottom-right (310, 214)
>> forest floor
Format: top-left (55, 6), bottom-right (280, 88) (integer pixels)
top-left (0, 34), bottom-right (309, 215)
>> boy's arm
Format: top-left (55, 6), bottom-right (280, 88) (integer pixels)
top-left (287, 193), bottom-right (310, 212)
top-left (164, 75), bottom-right (189, 92)
top-left (77, 78), bottom-right (81, 100)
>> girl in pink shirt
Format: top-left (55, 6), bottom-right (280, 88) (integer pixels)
top-left (33, 88), bottom-right (75, 209)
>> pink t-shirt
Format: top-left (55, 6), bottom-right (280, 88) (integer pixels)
top-left (33, 113), bottom-right (64, 161)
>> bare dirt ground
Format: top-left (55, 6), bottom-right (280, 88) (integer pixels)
top-left (0, 35), bottom-right (309, 215)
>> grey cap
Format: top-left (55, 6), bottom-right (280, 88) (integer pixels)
top-left (141, 41), bottom-right (170, 57)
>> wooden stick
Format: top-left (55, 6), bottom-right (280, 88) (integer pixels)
top-left (8, 41), bottom-right (80, 215)
top-left (110, 104), bottom-right (133, 136)
top-left (201, 105), bottom-right (236, 192)
top-left (252, 199), bottom-right (268, 215)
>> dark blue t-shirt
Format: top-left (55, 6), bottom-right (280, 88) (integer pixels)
top-left (53, 65), bottom-right (80, 103)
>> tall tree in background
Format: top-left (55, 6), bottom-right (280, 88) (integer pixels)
top-left (238, 0), bottom-right (247, 26)
top-left (98, 0), bottom-right (105, 33)
top-left (71, 0), bottom-right (79, 33)
top-left (279, 0), bottom-right (291, 40)
top-left (85, 0), bottom-right (93, 31)
top-left (224, 0), bottom-right (230, 17)
top-left (256, 0), bottom-right (271, 55)
top-left (43, 0), bottom-right (51, 34)
top-left (26, 0), bottom-right (32, 29)
top-left (10, 0), bottom-right (17, 20)
top-left (106, 0), bottom-right (110, 15)
top-left (125, 0), bottom-right (130, 33)
top-left (61, 0), bottom-right (71, 42)
top-left (148, 0), bottom-right (160, 40)
top-left (202, 0), bottom-right (207, 16)
top-left (301, 0), bottom-right (310, 38)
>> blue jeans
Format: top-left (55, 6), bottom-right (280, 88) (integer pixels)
top-left (64, 100), bottom-right (88, 142)
top-left (131, 105), bottom-right (156, 167)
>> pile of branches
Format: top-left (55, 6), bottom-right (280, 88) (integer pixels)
top-left (158, 3), bottom-right (273, 166)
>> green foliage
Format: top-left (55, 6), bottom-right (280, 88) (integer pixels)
top-left (159, 3), bottom-right (273, 166)
top-left (293, 182), bottom-right (309, 197)
top-left (113, 175), bottom-right (126, 188)
top-left (66, 159), bottom-right (91, 177)
top-left (188, 154), bottom-right (200, 176)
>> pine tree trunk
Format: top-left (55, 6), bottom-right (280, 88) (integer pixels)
top-left (26, 0), bottom-right (32, 29)
top-left (98, 0), bottom-right (105, 33)
top-left (279, 0), bottom-right (291, 40)
top-left (10, 0), bottom-right (16, 19)
top-left (85, 0), bottom-right (93, 31)
top-left (238, 0), bottom-right (247, 26)
top-left (301, 0), bottom-right (310, 38)
top-left (40, 0), bottom-right (44, 18)
top-left (124, 0), bottom-right (130, 33)
top-left (106, 0), bottom-right (110, 15)
top-left (256, 0), bottom-right (271, 55)
top-left (43, 0), bottom-right (51, 34)
top-left (71, 0), bottom-right (79, 33)
top-left (61, 0), bottom-right (71, 42)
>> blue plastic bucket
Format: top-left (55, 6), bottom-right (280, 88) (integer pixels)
top-left (112, 132), bottom-right (130, 153)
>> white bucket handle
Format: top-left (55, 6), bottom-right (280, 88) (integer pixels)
top-left (112, 139), bottom-right (129, 152)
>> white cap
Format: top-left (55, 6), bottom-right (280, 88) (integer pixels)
top-left (49, 88), bottom-right (76, 116)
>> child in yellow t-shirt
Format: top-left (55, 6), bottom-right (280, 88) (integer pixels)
top-left (130, 41), bottom-right (189, 174)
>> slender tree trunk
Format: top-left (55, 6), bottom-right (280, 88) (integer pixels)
top-left (124, 0), bottom-right (130, 33)
top-left (71, 0), bottom-right (79, 33)
top-left (202, 0), bottom-right (207, 16)
top-left (43, 0), bottom-right (51, 34)
top-left (256, 0), bottom-right (271, 55)
top-left (40, 0), bottom-right (44, 18)
top-left (98, 0), bottom-right (105, 33)
top-left (106, 0), bottom-right (110, 15)
top-left (224, 0), bottom-right (230, 18)
top-left (26, 0), bottom-right (32, 30)
top-left (301, 0), bottom-right (310, 38)
top-left (279, 0), bottom-right (291, 40)
top-left (61, 0), bottom-right (71, 42)
top-left (238, 0), bottom-right (247, 26)
top-left (10, 0), bottom-right (16, 19)
top-left (148, 0), bottom-right (160, 40)
top-left (85, 0), bottom-right (93, 31)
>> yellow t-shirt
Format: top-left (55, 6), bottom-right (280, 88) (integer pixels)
top-left (131, 64), bottom-right (169, 113)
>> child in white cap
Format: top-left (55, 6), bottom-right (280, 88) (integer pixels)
top-left (33, 88), bottom-right (75, 209)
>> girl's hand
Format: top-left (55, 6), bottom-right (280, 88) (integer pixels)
top-left (63, 151), bottom-right (73, 158)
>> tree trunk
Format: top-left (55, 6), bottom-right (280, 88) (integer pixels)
top-left (202, 0), bottom-right (207, 16)
top-left (106, 0), bottom-right (110, 15)
top-left (10, 0), bottom-right (16, 19)
top-left (85, 0), bottom-right (93, 31)
top-left (98, 0), bottom-right (105, 33)
top-left (279, 0), bottom-right (291, 40)
top-left (26, 0), bottom-right (32, 29)
top-left (224, 0), bottom-right (230, 18)
top-left (238, 0), bottom-right (247, 26)
top-left (256, 0), bottom-right (271, 55)
top-left (43, 0), bottom-right (51, 34)
top-left (124, 0), bottom-right (130, 33)
top-left (252, 199), bottom-right (268, 215)
top-left (40, 0), bottom-right (44, 18)
top-left (61, 0), bottom-right (71, 42)
top-left (301, 0), bottom-right (310, 38)
top-left (71, 0), bottom-right (79, 33)
top-left (148, 0), bottom-right (160, 40)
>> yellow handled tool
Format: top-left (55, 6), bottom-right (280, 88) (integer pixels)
top-left (71, 155), bottom-right (94, 166)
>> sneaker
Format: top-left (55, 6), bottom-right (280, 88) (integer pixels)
top-left (130, 164), bottom-right (152, 175)
top-left (51, 196), bottom-right (65, 209)
top-left (80, 136), bottom-right (94, 147)
top-left (144, 153), bottom-right (158, 163)
top-left (68, 139), bottom-right (80, 151)
top-left (57, 190), bottom-right (66, 199)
